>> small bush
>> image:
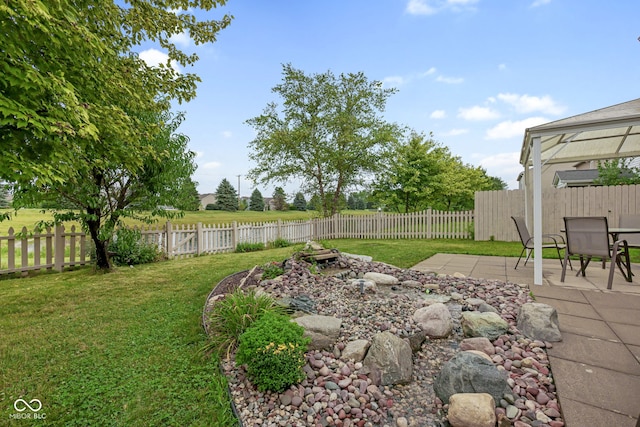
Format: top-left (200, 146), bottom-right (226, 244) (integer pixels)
top-left (236, 311), bottom-right (310, 392)
top-left (235, 242), bottom-right (265, 253)
top-left (205, 289), bottom-right (284, 359)
top-left (261, 261), bottom-right (284, 280)
top-left (268, 238), bottom-right (291, 249)
top-left (108, 228), bottom-right (162, 266)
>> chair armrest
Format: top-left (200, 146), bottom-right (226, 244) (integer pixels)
top-left (541, 233), bottom-right (566, 245)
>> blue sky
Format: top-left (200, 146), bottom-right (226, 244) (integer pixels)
top-left (139, 0), bottom-right (640, 197)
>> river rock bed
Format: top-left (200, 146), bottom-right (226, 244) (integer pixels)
top-left (211, 255), bottom-right (565, 427)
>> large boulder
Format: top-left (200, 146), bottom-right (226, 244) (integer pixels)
top-left (363, 331), bottom-right (413, 386)
top-left (517, 302), bottom-right (562, 342)
top-left (447, 393), bottom-right (496, 427)
top-left (293, 315), bottom-right (342, 351)
top-left (434, 351), bottom-right (510, 403)
top-left (461, 311), bottom-right (509, 341)
top-left (459, 337), bottom-right (496, 356)
top-left (412, 303), bottom-right (453, 338)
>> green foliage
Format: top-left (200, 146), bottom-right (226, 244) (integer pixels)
top-left (246, 63), bottom-right (401, 218)
top-left (594, 158), bottom-right (640, 185)
top-left (268, 238), bottom-right (291, 249)
top-left (205, 288), bottom-right (285, 359)
top-left (373, 130), bottom-right (502, 212)
top-left (272, 186), bottom-right (288, 211)
top-left (236, 311), bottom-right (310, 392)
top-left (260, 261), bottom-right (285, 279)
top-left (293, 192), bottom-right (307, 211)
top-left (0, 0), bottom-right (232, 188)
top-left (215, 178), bottom-right (239, 212)
top-left (249, 188), bottom-right (265, 211)
top-left (236, 242), bottom-right (266, 253)
top-left (108, 228), bottom-right (162, 266)
top-left (206, 203), bottom-right (218, 210)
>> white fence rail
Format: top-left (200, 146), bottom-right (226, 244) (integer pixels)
top-left (1, 209), bottom-right (473, 275)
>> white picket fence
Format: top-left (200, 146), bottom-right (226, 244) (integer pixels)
top-left (0, 209), bottom-right (473, 275)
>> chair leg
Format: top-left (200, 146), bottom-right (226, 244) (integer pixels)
top-left (560, 251), bottom-right (571, 282)
top-left (515, 247), bottom-right (526, 269)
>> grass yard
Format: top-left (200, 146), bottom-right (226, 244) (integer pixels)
top-left (1, 237), bottom-right (637, 426)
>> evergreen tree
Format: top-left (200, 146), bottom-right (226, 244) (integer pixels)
top-left (0, 184), bottom-right (10, 208)
top-left (293, 192), bottom-right (307, 211)
top-left (214, 179), bottom-right (238, 211)
top-left (249, 188), bottom-right (265, 211)
top-left (272, 187), bottom-right (288, 211)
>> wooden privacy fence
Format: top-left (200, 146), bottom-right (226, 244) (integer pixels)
top-left (0, 209), bottom-right (473, 275)
top-left (474, 184), bottom-right (640, 241)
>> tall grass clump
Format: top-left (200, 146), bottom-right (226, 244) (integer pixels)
top-left (204, 288), bottom-right (285, 359)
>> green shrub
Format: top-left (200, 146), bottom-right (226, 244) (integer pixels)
top-left (236, 311), bottom-right (310, 392)
top-left (108, 228), bottom-right (162, 266)
top-left (205, 289), bottom-right (284, 359)
top-left (261, 261), bottom-right (284, 280)
top-left (268, 238), bottom-right (291, 249)
top-left (235, 242), bottom-right (265, 253)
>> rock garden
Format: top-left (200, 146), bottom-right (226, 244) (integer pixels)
top-left (203, 243), bottom-right (565, 427)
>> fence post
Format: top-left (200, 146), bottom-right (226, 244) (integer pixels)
top-left (54, 224), bottom-right (65, 272)
top-left (165, 221), bottom-right (173, 258)
top-left (196, 222), bottom-right (203, 255)
top-left (232, 221), bottom-right (238, 250)
top-left (277, 219), bottom-right (282, 240)
top-left (426, 208), bottom-right (432, 239)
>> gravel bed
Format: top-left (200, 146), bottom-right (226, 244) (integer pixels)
top-left (206, 255), bottom-right (564, 427)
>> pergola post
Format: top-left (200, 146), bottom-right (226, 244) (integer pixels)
top-left (532, 136), bottom-right (543, 285)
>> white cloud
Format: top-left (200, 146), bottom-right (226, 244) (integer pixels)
top-left (169, 32), bottom-right (191, 48)
top-left (202, 161), bottom-right (222, 169)
top-left (382, 76), bottom-right (406, 87)
top-left (406, 0), bottom-right (478, 15)
top-left (221, 131), bottom-right (232, 138)
top-left (498, 63), bottom-right (507, 71)
top-left (436, 75), bottom-right (464, 84)
top-left (430, 110), bottom-right (447, 119)
top-left (458, 106), bottom-right (501, 121)
top-left (422, 67), bottom-right (437, 76)
top-left (139, 48), bottom-right (181, 73)
top-left (194, 151), bottom-right (204, 158)
top-left (442, 128), bottom-right (469, 136)
top-left (406, 0), bottom-right (438, 15)
top-left (497, 93), bottom-right (566, 115)
top-left (485, 117), bottom-right (548, 139)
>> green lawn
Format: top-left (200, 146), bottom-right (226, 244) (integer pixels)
top-left (0, 238), bottom-right (635, 426)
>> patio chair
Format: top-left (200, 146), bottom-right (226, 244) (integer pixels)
top-left (561, 216), bottom-right (632, 290)
top-left (618, 214), bottom-right (640, 249)
top-left (511, 216), bottom-right (570, 270)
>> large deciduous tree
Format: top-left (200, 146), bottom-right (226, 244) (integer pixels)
top-left (13, 112), bottom-right (197, 269)
top-left (1, 1), bottom-right (232, 269)
top-left (373, 131), bottom-right (505, 212)
top-left (246, 64), bottom-right (400, 217)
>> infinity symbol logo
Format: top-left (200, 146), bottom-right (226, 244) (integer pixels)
top-left (14, 398), bottom-right (42, 412)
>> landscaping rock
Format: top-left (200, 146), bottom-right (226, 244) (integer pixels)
top-left (293, 314), bottom-right (342, 350)
top-left (434, 351), bottom-right (510, 403)
top-left (517, 303), bottom-right (562, 342)
top-left (412, 302), bottom-right (454, 338)
top-left (363, 331), bottom-right (413, 386)
top-left (363, 272), bottom-right (399, 286)
top-left (461, 311), bottom-right (509, 341)
top-left (447, 393), bottom-right (496, 427)
top-left (340, 339), bottom-right (370, 362)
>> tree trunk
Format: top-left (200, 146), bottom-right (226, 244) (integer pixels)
top-left (86, 209), bottom-right (111, 270)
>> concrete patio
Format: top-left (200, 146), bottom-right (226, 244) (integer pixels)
top-left (412, 254), bottom-right (640, 427)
